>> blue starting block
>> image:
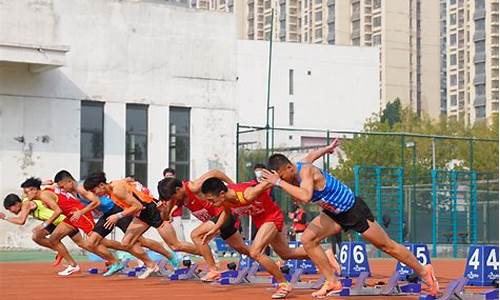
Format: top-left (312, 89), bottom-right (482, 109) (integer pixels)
top-left (464, 245), bottom-right (499, 286)
top-left (169, 263), bottom-right (201, 280)
top-left (395, 243), bottom-right (432, 280)
top-left (419, 277), bottom-right (499, 300)
top-left (335, 271), bottom-right (421, 296)
top-left (339, 242), bottom-right (371, 277)
top-left (219, 262), bottom-right (303, 285)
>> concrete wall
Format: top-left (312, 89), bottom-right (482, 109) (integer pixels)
top-left (0, 0), bottom-right (237, 248)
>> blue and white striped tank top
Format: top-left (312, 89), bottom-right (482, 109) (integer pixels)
top-left (296, 162), bottom-right (355, 214)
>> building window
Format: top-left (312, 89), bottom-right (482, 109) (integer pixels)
top-left (289, 102), bottom-right (295, 126)
top-left (169, 107), bottom-right (190, 181)
top-left (80, 101), bottom-right (104, 179)
top-left (126, 104), bottom-right (148, 185)
top-left (315, 28), bottom-right (323, 39)
top-left (352, 38), bottom-right (360, 45)
top-left (475, 62), bottom-right (485, 74)
top-left (289, 69), bottom-right (294, 95)
top-left (475, 0), bottom-right (485, 9)
top-left (450, 33), bottom-right (457, 46)
top-left (450, 54), bottom-right (457, 65)
top-left (373, 16), bottom-right (381, 27)
top-left (450, 13), bottom-right (457, 25)
top-left (475, 40), bottom-right (485, 53)
top-left (450, 74), bottom-right (457, 86)
top-left (475, 19), bottom-right (485, 31)
top-left (373, 34), bottom-right (382, 45)
top-left (373, 0), bottom-right (381, 9)
top-left (475, 106), bottom-right (486, 118)
top-left (475, 84), bottom-right (485, 96)
top-left (315, 11), bottom-right (322, 22)
top-left (450, 94), bottom-right (458, 106)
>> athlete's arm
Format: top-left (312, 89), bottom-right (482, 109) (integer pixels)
top-left (201, 208), bottom-right (229, 244)
top-left (302, 138), bottom-right (340, 164)
top-left (242, 181), bottom-right (274, 202)
top-left (72, 185), bottom-right (101, 221)
top-left (0, 201), bottom-right (32, 225)
top-left (261, 167), bottom-right (314, 203)
top-left (189, 170), bottom-right (235, 193)
top-left (38, 191), bottom-right (64, 227)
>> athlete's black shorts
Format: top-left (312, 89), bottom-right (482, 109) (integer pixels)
top-left (93, 205), bottom-right (133, 238)
top-left (210, 212), bottom-right (240, 240)
top-left (323, 197), bottom-right (375, 233)
top-left (45, 223), bottom-right (78, 237)
top-left (138, 202), bottom-right (163, 228)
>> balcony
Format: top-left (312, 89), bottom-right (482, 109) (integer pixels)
top-left (474, 95), bottom-right (486, 106)
top-left (351, 12), bottom-right (360, 21)
top-left (473, 9), bottom-right (486, 20)
top-left (352, 29), bottom-right (360, 38)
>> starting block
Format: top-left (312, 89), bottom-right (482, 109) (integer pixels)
top-left (419, 277), bottom-right (499, 300)
top-left (396, 243), bottom-right (431, 280)
top-left (219, 262), bottom-right (303, 285)
top-left (334, 271), bottom-right (421, 296)
top-left (169, 263), bottom-right (202, 280)
top-left (464, 245), bottom-right (499, 286)
top-left (339, 242), bottom-right (371, 277)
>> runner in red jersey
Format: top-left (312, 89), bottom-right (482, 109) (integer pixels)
top-left (200, 177), bottom-right (313, 299)
top-left (20, 177), bottom-right (122, 276)
top-left (158, 170), bottom-right (249, 282)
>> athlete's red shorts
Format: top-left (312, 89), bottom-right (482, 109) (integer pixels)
top-left (62, 209), bottom-right (95, 234)
top-left (252, 208), bottom-right (285, 232)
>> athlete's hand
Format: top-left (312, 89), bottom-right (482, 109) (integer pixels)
top-left (325, 138), bottom-right (341, 154)
top-left (0, 212), bottom-right (5, 220)
top-left (70, 210), bottom-right (83, 222)
top-left (261, 169), bottom-right (281, 186)
top-left (104, 214), bottom-right (119, 230)
top-left (33, 224), bottom-right (45, 233)
top-left (201, 229), bottom-right (217, 245)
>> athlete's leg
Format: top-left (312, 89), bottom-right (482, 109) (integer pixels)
top-left (31, 228), bottom-right (55, 250)
top-left (248, 222), bottom-right (287, 282)
top-left (157, 221), bottom-right (200, 255)
top-left (120, 218), bottom-right (157, 268)
top-left (77, 232), bottom-right (118, 264)
top-left (191, 221), bottom-right (219, 271)
top-left (138, 236), bottom-right (173, 260)
top-left (48, 223), bottom-right (79, 266)
top-left (300, 213), bottom-right (342, 286)
top-left (224, 231), bottom-right (250, 256)
top-left (270, 229), bottom-right (309, 260)
top-left (100, 238), bottom-right (129, 251)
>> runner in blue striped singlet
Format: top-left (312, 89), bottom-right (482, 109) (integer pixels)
top-left (262, 138), bottom-right (439, 299)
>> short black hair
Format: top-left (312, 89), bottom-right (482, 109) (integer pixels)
top-left (4, 193), bottom-right (21, 209)
top-left (20, 177), bottom-right (42, 190)
top-left (83, 172), bottom-right (107, 191)
top-left (253, 163), bottom-right (267, 170)
top-left (163, 168), bottom-right (176, 177)
top-left (157, 177), bottom-right (182, 200)
top-left (268, 154), bottom-right (292, 171)
top-left (201, 177), bottom-right (228, 195)
top-left (54, 170), bottom-right (75, 183)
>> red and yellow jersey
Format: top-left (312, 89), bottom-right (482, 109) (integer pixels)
top-left (182, 181), bottom-right (222, 222)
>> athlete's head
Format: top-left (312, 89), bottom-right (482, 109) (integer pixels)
top-left (83, 172), bottom-right (108, 196)
top-left (157, 177), bottom-right (183, 202)
top-left (253, 163), bottom-right (267, 182)
top-left (54, 170), bottom-right (76, 193)
top-left (20, 177), bottom-right (42, 200)
top-left (3, 194), bottom-right (22, 214)
top-left (163, 168), bottom-right (176, 178)
top-left (268, 154), bottom-right (296, 182)
top-left (201, 177), bottom-right (228, 207)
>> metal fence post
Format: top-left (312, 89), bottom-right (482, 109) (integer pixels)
top-left (431, 170), bottom-right (437, 257)
top-left (471, 171), bottom-right (477, 244)
top-left (354, 165), bottom-right (360, 196)
top-left (398, 167), bottom-right (404, 243)
top-left (451, 171), bottom-right (458, 258)
top-left (236, 123), bottom-right (240, 181)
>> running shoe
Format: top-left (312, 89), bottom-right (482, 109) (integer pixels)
top-left (138, 264), bottom-right (159, 279)
top-left (271, 282), bottom-right (292, 299)
top-left (167, 250), bottom-right (180, 269)
top-left (311, 281), bottom-right (343, 298)
top-left (103, 261), bottom-right (124, 277)
top-left (58, 264), bottom-right (80, 276)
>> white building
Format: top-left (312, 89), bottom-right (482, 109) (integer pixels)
top-left (236, 40), bottom-right (379, 157)
top-left (0, 0), bottom-right (378, 248)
